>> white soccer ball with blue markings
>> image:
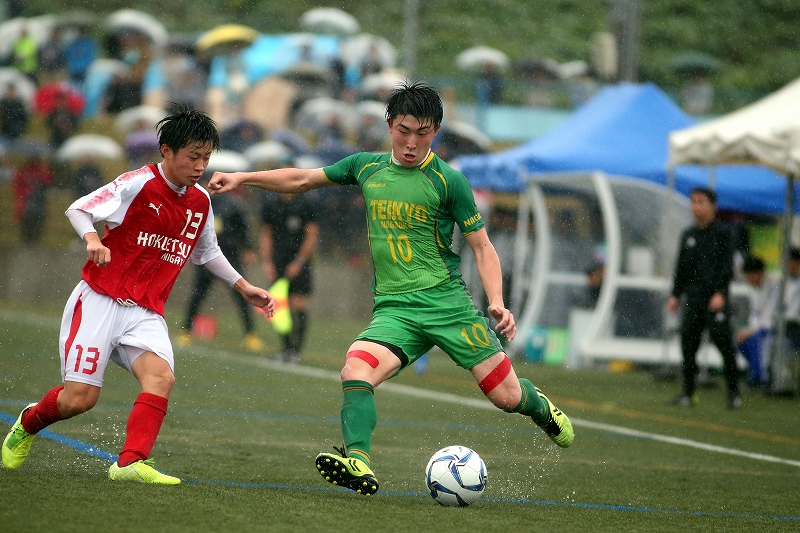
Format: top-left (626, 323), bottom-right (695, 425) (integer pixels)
top-left (425, 445), bottom-right (487, 506)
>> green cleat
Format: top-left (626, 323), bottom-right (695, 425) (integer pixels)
top-left (108, 459), bottom-right (181, 485)
top-left (2, 403), bottom-right (38, 470)
top-left (533, 388), bottom-right (574, 448)
top-left (315, 448), bottom-right (379, 496)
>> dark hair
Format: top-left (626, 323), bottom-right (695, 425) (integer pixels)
top-left (157, 104), bottom-right (220, 153)
top-left (742, 255), bottom-right (765, 273)
top-left (690, 186), bottom-right (717, 205)
top-left (791, 248), bottom-right (800, 261)
top-left (385, 81), bottom-right (443, 128)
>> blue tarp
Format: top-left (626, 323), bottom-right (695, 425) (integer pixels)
top-left (457, 82), bottom-right (798, 215)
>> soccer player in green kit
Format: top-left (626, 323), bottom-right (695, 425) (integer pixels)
top-left (208, 81), bottom-right (573, 496)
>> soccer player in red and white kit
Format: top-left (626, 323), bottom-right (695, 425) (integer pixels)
top-left (2, 107), bottom-right (275, 484)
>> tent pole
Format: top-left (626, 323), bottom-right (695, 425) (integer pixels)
top-left (772, 173), bottom-right (795, 394)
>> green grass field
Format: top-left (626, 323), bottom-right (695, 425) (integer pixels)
top-left (1, 300), bottom-right (799, 532)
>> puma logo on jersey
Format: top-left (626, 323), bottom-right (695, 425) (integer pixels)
top-left (148, 203), bottom-right (162, 216)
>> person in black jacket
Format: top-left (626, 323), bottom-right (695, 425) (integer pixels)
top-left (667, 187), bottom-right (741, 409)
top-left (177, 177), bottom-right (263, 351)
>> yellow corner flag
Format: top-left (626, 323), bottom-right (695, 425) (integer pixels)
top-left (268, 278), bottom-right (293, 335)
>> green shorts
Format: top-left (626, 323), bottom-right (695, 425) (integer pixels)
top-left (356, 279), bottom-right (505, 372)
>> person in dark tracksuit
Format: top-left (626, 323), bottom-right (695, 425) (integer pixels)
top-left (178, 184), bottom-right (264, 351)
top-left (666, 187), bottom-right (741, 409)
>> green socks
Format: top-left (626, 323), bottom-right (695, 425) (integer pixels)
top-left (509, 378), bottom-right (549, 425)
top-left (341, 380), bottom-right (376, 467)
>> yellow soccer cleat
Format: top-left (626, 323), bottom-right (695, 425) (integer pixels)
top-left (175, 331), bottom-right (193, 348)
top-left (315, 448), bottom-right (379, 496)
top-left (244, 332), bottom-right (265, 351)
top-left (533, 387), bottom-right (574, 448)
top-left (2, 403), bottom-right (38, 470)
top-left (108, 459), bottom-right (181, 485)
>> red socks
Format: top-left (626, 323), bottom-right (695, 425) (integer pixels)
top-left (117, 393), bottom-right (168, 467)
top-left (22, 386), bottom-right (66, 434)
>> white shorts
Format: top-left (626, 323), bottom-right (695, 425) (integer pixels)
top-left (59, 280), bottom-right (175, 387)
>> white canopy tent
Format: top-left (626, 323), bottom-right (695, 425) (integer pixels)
top-left (669, 76), bottom-right (800, 394)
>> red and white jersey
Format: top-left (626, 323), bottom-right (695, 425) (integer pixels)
top-left (68, 163), bottom-right (222, 316)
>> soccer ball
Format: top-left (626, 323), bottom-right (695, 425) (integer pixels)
top-left (425, 445), bottom-right (487, 506)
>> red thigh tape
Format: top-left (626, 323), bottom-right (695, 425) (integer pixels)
top-left (346, 350), bottom-right (380, 369)
top-left (478, 355), bottom-right (511, 395)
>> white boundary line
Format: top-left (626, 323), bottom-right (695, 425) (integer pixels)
top-left (193, 346), bottom-right (800, 469)
top-left (2, 310), bottom-right (798, 468)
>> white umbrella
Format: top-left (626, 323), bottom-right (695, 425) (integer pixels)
top-left (243, 141), bottom-right (292, 167)
top-left (294, 97), bottom-right (352, 131)
top-left (441, 121), bottom-right (493, 152)
top-left (105, 10), bottom-right (168, 47)
top-left (455, 46), bottom-right (510, 72)
top-left (355, 100), bottom-right (386, 122)
top-left (206, 150), bottom-right (250, 173)
top-left (340, 34), bottom-right (397, 69)
top-left (114, 105), bottom-right (167, 136)
top-left (300, 7), bottom-right (360, 36)
top-left (57, 134), bottom-right (125, 161)
top-left (0, 68), bottom-right (37, 108)
top-left (294, 154), bottom-right (325, 169)
top-left (360, 72), bottom-right (406, 97)
top-left (0, 15), bottom-right (55, 58)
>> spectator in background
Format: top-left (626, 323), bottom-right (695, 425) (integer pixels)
top-left (37, 26), bottom-right (66, 85)
top-left (13, 25), bottom-right (38, 82)
top-left (569, 70), bottom-right (598, 108)
top-left (735, 255), bottom-right (778, 388)
top-left (477, 62), bottom-right (503, 104)
top-left (12, 154), bottom-right (53, 244)
top-left (64, 26), bottom-right (97, 85)
top-left (260, 189), bottom-right (320, 363)
top-left (177, 173), bottom-right (264, 352)
top-left (0, 83), bottom-right (30, 140)
top-left (681, 73), bottom-right (714, 116)
top-left (46, 90), bottom-right (80, 147)
top-left (666, 187), bottom-right (740, 409)
top-left (72, 155), bottom-right (105, 199)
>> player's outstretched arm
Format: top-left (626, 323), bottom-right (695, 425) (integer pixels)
top-left (208, 168), bottom-right (331, 195)
top-left (233, 278), bottom-right (276, 319)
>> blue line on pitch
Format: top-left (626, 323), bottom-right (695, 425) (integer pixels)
top-left (2, 409), bottom-right (799, 522)
top-left (0, 411), bottom-right (118, 463)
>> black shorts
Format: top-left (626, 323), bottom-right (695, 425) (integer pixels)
top-left (276, 263), bottom-right (313, 295)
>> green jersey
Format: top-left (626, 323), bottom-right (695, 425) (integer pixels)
top-left (323, 151), bottom-right (484, 295)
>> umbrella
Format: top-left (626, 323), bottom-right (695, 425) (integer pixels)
top-left (271, 129), bottom-right (311, 155)
top-left (33, 82), bottom-right (86, 115)
top-left (455, 46), bottom-right (510, 72)
top-left (196, 24), bottom-right (258, 56)
top-left (512, 56), bottom-right (562, 80)
top-left (243, 141), bottom-right (293, 167)
top-left (300, 7), bottom-right (360, 36)
top-left (360, 72), bottom-right (406, 97)
top-left (206, 150), bottom-right (250, 173)
top-left (0, 68), bottom-right (36, 106)
top-left (280, 62), bottom-right (331, 87)
top-left (670, 51), bottom-right (721, 76)
top-left (293, 154), bottom-right (325, 169)
top-left (124, 130), bottom-right (160, 153)
top-left (340, 33), bottom-right (397, 69)
top-left (105, 10), bottom-right (167, 47)
top-left (435, 121), bottom-right (492, 155)
top-left (114, 105), bottom-right (167, 136)
top-left (294, 97), bottom-right (352, 131)
top-left (57, 134), bottom-right (125, 161)
top-left (355, 100), bottom-right (386, 122)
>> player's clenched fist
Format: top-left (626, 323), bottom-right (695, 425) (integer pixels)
top-left (84, 232), bottom-right (110, 267)
top-left (208, 171), bottom-right (242, 195)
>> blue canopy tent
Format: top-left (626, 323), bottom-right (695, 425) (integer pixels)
top-left (457, 82), bottom-right (799, 215)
